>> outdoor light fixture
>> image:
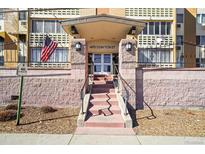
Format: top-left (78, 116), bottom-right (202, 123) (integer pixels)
top-left (75, 42), bottom-right (82, 51)
top-left (128, 26), bottom-right (136, 35)
top-left (125, 42), bottom-right (132, 51)
top-left (71, 25), bottom-right (78, 34)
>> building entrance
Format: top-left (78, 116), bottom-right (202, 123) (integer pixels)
top-left (93, 53), bottom-right (112, 75)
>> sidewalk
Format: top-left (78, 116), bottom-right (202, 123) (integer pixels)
top-left (0, 134), bottom-right (205, 145)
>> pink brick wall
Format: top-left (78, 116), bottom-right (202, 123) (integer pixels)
top-left (137, 68), bottom-right (205, 108)
top-left (0, 69), bottom-right (84, 107)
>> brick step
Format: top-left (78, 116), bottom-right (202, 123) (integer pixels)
top-left (88, 105), bottom-right (121, 115)
top-left (93, 84), bottom-right (114, 88)
top-left (90, 100), bottom-right (118, 106)
top-left (91, 93), bottom-right (116, 99)
top-left (75, 127), bottom-right (135, 135)
top-left (93, 81), bottom-right (113, 85)
top-left (85, 114), bottom-right (124, 128)
top-left (92, 88), bottom-right (115, 93)
top-left (94, 76), bottom-right (113, 81)
top-left (94, 75), bottom-right (113, 80)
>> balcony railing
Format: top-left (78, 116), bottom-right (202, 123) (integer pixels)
top-left (0, 41), bottom-right (70, 69)
top-left (138, 35), bottom-right (173, 48)
top-left (30, 8), bottom-right (80, 18)
top-left (125, 8), bottom-right (174, 20)
top-left (29, 62), bottom-right (71, 69)
top-left (29, 33), bottom-right (69, 47)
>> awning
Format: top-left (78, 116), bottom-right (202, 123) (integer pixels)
top-left (60, 14), bottom-right (145, 42)
top-left (0, 31), bottom-right (6, 39)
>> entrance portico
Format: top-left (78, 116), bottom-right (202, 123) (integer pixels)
top-left (60, 14), bottom-right (145, 76)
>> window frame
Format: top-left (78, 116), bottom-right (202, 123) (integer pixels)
top-left (19, 11), bottom-right (27, 20)
top-left (30, 47), bottom-right (68, 63)
top-left (176, 35), bottom-right (183, 45)
top-left (176, 14), bottom-right (184, 23)
top-left (31, 20), bottom-right (65, 33)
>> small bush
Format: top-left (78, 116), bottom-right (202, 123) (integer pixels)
top-left (5, 104), bottom-right (18, 110)
top-left (0, 110), bottom-right (17, 121)
top-left (40, 106), bottom-right (57, 113)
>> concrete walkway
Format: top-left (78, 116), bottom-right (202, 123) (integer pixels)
top-left (0, 134), bottom-right (205, 145)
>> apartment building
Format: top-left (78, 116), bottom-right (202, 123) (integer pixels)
top-left (0, 8), bottom-right (204, 70)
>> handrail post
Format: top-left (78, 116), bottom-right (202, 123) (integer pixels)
top-left (117, 73), bottom-right (120, 93)
top-left (124, 95), bottom-right (128, 115)
top-left (80, 90), bottom-right (84, 114)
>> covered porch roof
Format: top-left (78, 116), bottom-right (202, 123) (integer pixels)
top-left (60, 14), bottom-right (145, 42)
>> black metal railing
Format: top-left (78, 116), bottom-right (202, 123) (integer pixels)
top-left (80, 61), bottom-right (94, 114)
top-left (113, 62), bottom-right (129, 115)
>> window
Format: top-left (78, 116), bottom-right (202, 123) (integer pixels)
top-left (142, 23), bottom-right (148, 34)
top-left (0, 9), bottom-right (3, 20)
top-left (44, 20), bottom-right (55, 33)
top-left (138, 48), bottom-right (171, 63)
top-left (177, 14), bottom-right (183, 23)
top-left (200, 36), bottom-right (205, 45)
top-left (140, 22), bottom-right (171, 35)
top-left (197, 14), bottom-right (201, 23)
top-left (56, 22), bottom-right (65, 33)
top-left (19, 11), bottom-right (26, 20)
top-left (0, 38), bottom-right (3, 66)
top-left (149, 22), bottom-right (154, 35)
top-left (197, 14), bottom-right (205, 24)
top-left (30, 48), bottom-right (68, 63)
top-left (196, 36), bottom-right (200, 45)
top-left (202, 14), bottom-right (205, 24)
top-left (155, 22), bottom-right (160, 35)
top-left (32, 20), bottom-right (65, 33)
top-left (161, 22), bottom-right (166, 35)
top-left (176, 35), bottom-right (183, 45)
top-left (32, 20), bottom-right (43, 33)
top-left (196, 36), bottom-right (205, 45)
top-left (166, 22), bottom-right (171, 35)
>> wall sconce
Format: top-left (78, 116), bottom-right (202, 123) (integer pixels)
top-left (75, 42), bottom-right (82, 51)
top-left (125, 42), bottom-right (132, 51)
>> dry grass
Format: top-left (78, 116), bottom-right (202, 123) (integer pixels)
top-left (0, 106), bottom-right (80, 134)
top-left (40, 106), bottom-right (57, 113)
top-left (133, 108), bottom-right (205, 137)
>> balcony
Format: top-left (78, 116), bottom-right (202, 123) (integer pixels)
top-left (30, 8), bottom-right (81, 18)
top-left (125, 8), bottom-right (174, 20)
top-left (29, 62), bottom-right (71, 69)
top-left (138, 35), bottom-right (173, 48)
top-left (29, 33), bottom-right (69, 47)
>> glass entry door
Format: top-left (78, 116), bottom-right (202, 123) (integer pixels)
top-left (93, 54), bottom-right (112, 75)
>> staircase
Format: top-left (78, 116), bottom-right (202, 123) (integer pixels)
top-left (76, 75), bottom-right (134, 135)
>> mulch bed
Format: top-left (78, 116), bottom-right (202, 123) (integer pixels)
top-left (133, 108), bottom-right (205, 137)
top-left (0, 106), bottom-right (80, 134)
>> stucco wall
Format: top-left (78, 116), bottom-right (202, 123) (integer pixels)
top-left (0, 69), bottom-right (84, 107)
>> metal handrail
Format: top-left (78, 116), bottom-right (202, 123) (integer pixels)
top-left (113, 62), bottom-right (156, 118)
top-left (80, 61), bottom-right (94, 114)
top-left (113, 62), bottom-right (129, 115)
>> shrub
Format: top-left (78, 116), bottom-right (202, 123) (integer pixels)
top-left (40, 106), bottom-right (57, 113)
top-left (5, 104), bottom-right (18, 110)
top-left (0, 110), bottom-right (17, 121)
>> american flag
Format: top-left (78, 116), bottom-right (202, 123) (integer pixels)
top-left (41, 35), bottom-right (58, 62)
